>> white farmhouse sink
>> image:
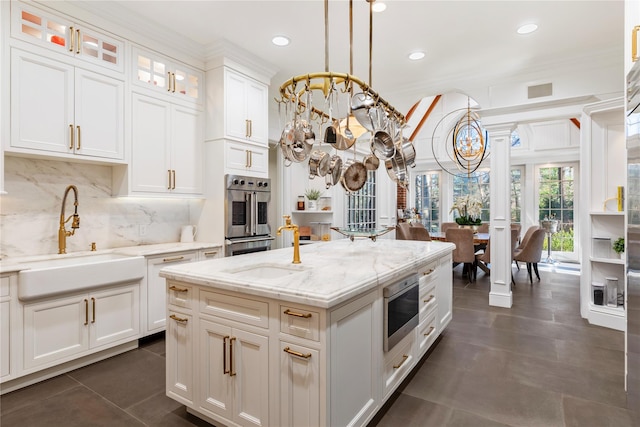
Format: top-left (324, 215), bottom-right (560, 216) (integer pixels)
top-left (224, 263), bottom-right (309, 280)
top-left (18, 253), bottom-right (146, 301)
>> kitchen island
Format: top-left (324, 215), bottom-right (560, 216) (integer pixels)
top-left (159, 239), bottom-right (454, 427)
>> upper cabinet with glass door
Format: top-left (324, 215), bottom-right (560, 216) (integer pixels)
top-left (132, 46), bottom-right (203, 105)
top-left (10, 2), bottom-right (124, 73)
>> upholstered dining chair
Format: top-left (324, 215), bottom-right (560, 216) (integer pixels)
top-left (396, 222), bottom-right (412, 240)
top-left (513, 228), bottom-right (546, 284)
top-left (446, 228), bottom-right (476, 282)
top-left (441, 222), bottom-right (458, 233)
top-left (396, 222), bottom-right (432, 241)
top-left (510, 227), bottom-right (520, 286)
top-left (511, 223), bottom-right (522, 244)
top-left (514, 225), bottom-right (540, 270)
top-left (477, 223), bottom-right (490, 233)
top-left (475, 235), bottom-right (491, 277)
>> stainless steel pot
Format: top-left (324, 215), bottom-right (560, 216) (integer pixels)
top-left (363, 154), bottom-right (380, 171)
top-left (309, 150), bottom-right (331, 178)
top-left (351, 92), bottom-right (387, 133)
top-left (397, 137), bottom-right (416, 168)
top-left (371, 130), bottom-right (396, 160)
top-left (385, 147), bottom-right (409, 188)
top-left (325, 155), bottom-right (343, 189)
top-left (324, 119), bottom-right (355, 150)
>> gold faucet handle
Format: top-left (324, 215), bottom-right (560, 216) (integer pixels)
top-left (282, 215), bottom-right (292, 225)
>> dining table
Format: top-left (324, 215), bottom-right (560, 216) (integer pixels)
top-left (429, 231), bottom-right (490, 245)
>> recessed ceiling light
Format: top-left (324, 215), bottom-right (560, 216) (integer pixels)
top-left (408, 51), bottom-right (425, 61)
top-left (517, 23), bottom-right (538, 35)
top-left (272, 35), bottom-right (290, 46)
top-left (372, 2), bottom-right (386, 12)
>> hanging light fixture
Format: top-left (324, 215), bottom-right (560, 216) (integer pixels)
top-left (431, 97), bottom-right (489, 177)
top-left (276, 0), bottom-right (410, 190)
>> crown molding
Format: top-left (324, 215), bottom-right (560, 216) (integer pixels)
top-left (204, 39), bottom-right (279, 84)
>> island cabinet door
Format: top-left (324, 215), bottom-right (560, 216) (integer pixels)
top-left (279, 340), bottom-right (320, 427)
top-left (198, 319), bottom-right (234, 420)
top-left (166, 310), bottom-right (194, 406)
top-left (436, 254), bottom-right (453, 330)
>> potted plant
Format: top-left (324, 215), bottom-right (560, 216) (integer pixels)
top-left (305, 188), bottom-right (322, 210)
top-left (449, 195), bottom-right (483, 230)
top-left (613, 237), bottom-right (625, 259)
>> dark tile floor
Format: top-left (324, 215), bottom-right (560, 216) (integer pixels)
top-left (1, 263), bottom-right (639, 426)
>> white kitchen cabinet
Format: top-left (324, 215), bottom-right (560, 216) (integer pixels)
top-left (132, 46), bottom-right (203, 105)
top-left (145, 251), bottom-right (198, 335)
top-left (11, 2), bottom-right (124, 73)
top-left (224, 140), bottom-right (269, 177)
top-left (223, 67), bottom-right (268, 145)
top-left (435, 254), bottom-right (453, 331)
top-left (198, 247), bottom-right (223, 260)
top-left (279, 340), bottom-right (321, 427)
top-left (10, 48), bottom-right (124, 161)
top-left (198, 318), bottom-right (270, 427)
top-left (0, 273), bottom-right (13, 381)
top-left (131, 93), bottom-right (203, 195)
top-left (166, 309), bottom-right (194, 406)
top-left (23, 283), bottom-right (140, 370)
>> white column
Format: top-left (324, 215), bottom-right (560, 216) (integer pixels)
top-left (485, 123), bottom-right (516, 308)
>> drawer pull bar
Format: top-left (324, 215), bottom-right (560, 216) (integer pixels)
top-left (203, 251), bottom-right (218, 257)
top-left (84, 298), bottom-right (88, 325)
top-left (223, 336), bottom-right (230, 375)
top-left (283, 347), bottom-right (312, 359)
top-left (169, 314), bottom-right (188, 323)
top-left (423, 269), bottom-right (435, 275)
top-left (91, 297), bottom-right (96, 323)
top-left (284, 309), bottom-right (312, 318)
top-left (169, 285), bottom-right (188, 293)
top-left (69, 124), bottom-right (74, 150)
top-left (424, 326), bottom-right (435, 337)
top-left (229, 337), bottom-right (236, 376)
top-left (424, 295), bottom-right (435, 304)
top-left (393, 354), bottom-right (409, 369)
top-left (163, 256), bottom-right (185, 263)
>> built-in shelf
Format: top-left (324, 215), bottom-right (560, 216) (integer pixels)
top-left (589, 303), bottom-right (625, 316)
top-left (590, 211), bottom-right (624, 216)
top-left (590, 256), bottom-right (625, 265)
top-left (294, 210), bottom-right (333, 214)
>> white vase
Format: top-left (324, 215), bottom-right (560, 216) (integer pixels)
top-left (307, 200), bottom-right (317, 210)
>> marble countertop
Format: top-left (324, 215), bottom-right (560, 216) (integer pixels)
top-left (0, 242), bottom-right (223, 273)
top-left (160, 239), bottom-right (455, 308)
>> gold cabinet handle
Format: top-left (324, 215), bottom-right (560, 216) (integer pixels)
top-left (172, 73), bottom-right (176, 93)
top-left (245, 150), bottom-right (250, 168)
top-left (69, 124), bottom-right (74, 149)
top-left (169, 285), bottom-right (188, 292)
top-left (163, 256), bottom-right (185, 263)
top-left (283, 346), bottom-right (312, 359)
top-left (424, 326), bottom-right (435, 337)
top-left (76, 126), bottom-right (81, 150)
top-left (167, 170), bottom-right (172, 189)
top-left (633, 25), bottom-right (640, 62)
top-left (84, 298), bottom-right (88, 325)
top-left (167, 71), bottom-right (172, 92)
top-left (283, 309), bottom-right (312, 318)
top-left (223, 336), bottom-right (230, 374)
top-left (229, 337), bottom-right (236, 376)
top-left (393, 354), bottom-right (409, 369)
top-left (248, 150), bottom-right (252, 168)
top-left (245, 119), bottom-right (250, 138)
top-left (91, 297), bottom-right (96, 323)
top-left (203, 251), bottom-right (218, 257)
top-left (69, 27), bottom-right (75, 52)
top-left (424, 295), bottom-right (435, 304)
top-left (76, 29), bottom-right (81, 54)
top-left (423, 268), bottom-right (434, 275)
top-left (169, 314), bottom-right (188, 323)
top-left (172, 170), bottom-right (176, 189)
top-left (248, 119), bottom-right (252, 137)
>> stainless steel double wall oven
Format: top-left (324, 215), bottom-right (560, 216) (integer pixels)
top-left (225, 174), bottom-right (274, 256)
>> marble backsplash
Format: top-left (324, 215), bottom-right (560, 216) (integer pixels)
top-left (1, 157), bottom-right (204, 259)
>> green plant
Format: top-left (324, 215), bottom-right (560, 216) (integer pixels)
top-left (305, 188), bottom-right (322, 201)
top-left (613, 237), bottom-right (625, 254)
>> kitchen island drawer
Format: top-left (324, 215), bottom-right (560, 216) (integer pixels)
top-left (280, 304), bottom-right (320, 341)
top-left (382, 332), bottom-right (415, 400)
top-left (199, 290), bottom-right (269, 329)
top-left (167, 281), bottom-right (194, 310)
top-left (417, 311), bottom-right (438, 357)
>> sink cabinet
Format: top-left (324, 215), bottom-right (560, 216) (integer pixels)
top-left (1, 273), bottom-right (16, 382)
top-left (22, 282), bottom-right (140, 371)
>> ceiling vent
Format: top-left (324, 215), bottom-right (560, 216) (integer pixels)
top-left (528, 82), bottom-right (553, 99)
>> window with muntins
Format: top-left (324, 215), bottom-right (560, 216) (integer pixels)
top-left (346, 171), bottom-right (376, 230)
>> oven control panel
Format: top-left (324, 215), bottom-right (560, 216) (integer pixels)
top-left (226, 174), bottom-right (271, 192)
